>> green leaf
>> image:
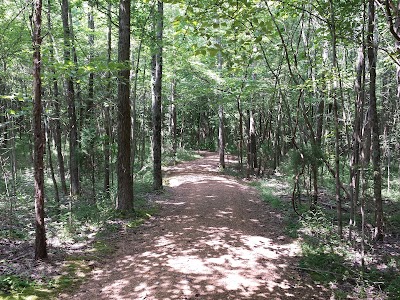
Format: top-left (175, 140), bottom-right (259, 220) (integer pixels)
top-left (208, 48), bottom-right (219, 56)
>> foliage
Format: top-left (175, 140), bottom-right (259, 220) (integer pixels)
top-left (0, 276), bottom-right (34, 296)
top-left (287, 144), bottom-right (324, 174)
top-left (1, 0), bottom-right (400, 297)
top-left (162, 147), bottom-right (202, 166)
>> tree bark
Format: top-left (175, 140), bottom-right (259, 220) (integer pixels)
top-left (218, 105), bottom-right (225, 169)
top-left (247, 109), bottom-right (256, 177)
top-left (87, 0), bottom-right (96, 202)
top-left (61, 0), bottom-right (79, 196)
top-left (151, 0), bottom-right (163, 190)
top-left (33, 0), bottom-right (47, 259)
top-left (237, 96), bottom-right (244, 170)
top-left (329, 0), bottom-right (342, 237)
top-left (170, 78), bottom-right (177, 161)
top-left (103, 0), bottom-right (112, 196)
top-left (217, 41), bottom-right (225, 169)
top-left (87, 0), bottom-right (95, 114)
top-left (368, 0), bottom-right (384, 241)
top-left (47, 0), bottom-right (67, 195)
top-left (45, 117), bottom-right (60, 216)
top-left (116, 0), bottom-right (133, 211)
top-left (350, 44), bottom-right (365, 241)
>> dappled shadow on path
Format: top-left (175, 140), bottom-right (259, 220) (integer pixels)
top-left (67, 152), bottom-right (330, 299)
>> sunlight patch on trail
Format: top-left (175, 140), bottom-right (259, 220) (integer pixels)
top-left (168, 174), bottom-right (233, 187)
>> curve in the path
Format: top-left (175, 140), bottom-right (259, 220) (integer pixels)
top-left (66, 152), bottom-right (331, 300)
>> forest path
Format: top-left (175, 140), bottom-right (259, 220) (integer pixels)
top-left (64, 152), bottom-right (331, 299)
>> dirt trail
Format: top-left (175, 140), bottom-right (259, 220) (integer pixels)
top-left (64, 152), bottom-right (331, 299)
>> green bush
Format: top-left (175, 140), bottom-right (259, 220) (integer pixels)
top-left (0, 275), bottom-right (34, 295)
top-left (387, 276), bottom-right (400, 299)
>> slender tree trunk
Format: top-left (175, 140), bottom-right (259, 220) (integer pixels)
top-left (116, 0), bottom-right (133, 211)
top-left (87, 0), bottom-right (95, 114)
top-left (237, 97), bottom-right (244, 170)
top-left (274, 97), bottom-right (282, 170)
top-left (87, 0), bottom-right (96, 202)
top-left (140, 92), bottom-right (147, 169)
top-left (69, 5), bottom-right (83, 137)
top-left (33, 0), bottom-right (47, 259)
top-left (218, 105), bottom-right (225, 169)
top-left (313, 99), bottom-right (324, 205)
top-left (0, 80), bottom-right (6, 147)
top-left (247, 108), bottom-right (256, 177)
top-left (329, 0), bottom-right (342, 237)
top-left (170, 78), bottom-right (177, 161)
top-left (131, 35), bottom-right (143, 171)
top-left (393, 1), bottom-right (400, 101)
top-left (368, 0), bottom-right (384, 241)
top-left (350, 44), bottom-right (365, 241)
top-left (47, 0), bottom-right (67, 195)
top-left (151, 0), bottom-right (163, 190)
top-left (140, 64), bottom-right (147, 169)
top-left (217, 42), bottom-right (225, 169)
top-left (61, 0), bottom-right (79, 196)
top-left (103, 0), bottom-right (112, 196)
top-left (45, 117), bottom-right (60, 215)
top-left (360, 0), bottom-right (368, 262)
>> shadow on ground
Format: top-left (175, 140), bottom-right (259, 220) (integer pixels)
top-left (65, 153), bottom-right (331, 300)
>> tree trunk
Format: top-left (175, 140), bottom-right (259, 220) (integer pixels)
top-left (218, 105), bottom-right (225, 169)
top-left (329, 0), bottom-right (342, 237)
top-left (47, 0), bottom-right (67, 195)
top-left (237, 96), bottom-right (244, 170)
top-left (116, 0), bottom-right (133, 211)
top-left (368, 0), bottom-right (384, 241)
top-left (170, 78), bottom-right (177, 161)
top-left (103, 0), bottom-right (112, 196)
top-left (87, 0), bottom-right (95, 114)
top-left (45, 117), bottom-right (60, 216)
top-left (247, 109), bottom-right (256, 177)
top-left (61, 0), bottom-right (79, 196)
top-left (151, 0), bottom-right (163, 190)
top-left (87, 1), bottom-right (96, 202)
top-left (33, 0), bottom-right (47, 259)
top-left (313, 98), bottom-right (324, 205)
top-left (217, 42), bottom-right (225, 169)
top-left (350, 44), bottom-right (365, 241)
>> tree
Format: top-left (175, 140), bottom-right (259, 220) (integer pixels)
top-left (61, 0), bottom-right (79, 196)
top-left (329, 0), bottom-right (343, 237)
top-left (32, 0), bottom-right (47, 259)
top-left (103, 0), bottom-right (113, 197)
top-left (46, 0), bottom-right (68, 196)
top-left (368, 0), bottom-right (384, 241)
top-left (116, 0), bottom-right (133, 211)
top-left (151, 0), bottom-right (163, 190)
top-left (169, 78), bottom-right (177, 161)
top-left (217, 41), bottom-right (225, 169)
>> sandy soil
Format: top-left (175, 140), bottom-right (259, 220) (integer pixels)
top-left (62, 152), bottom-right (332, 299)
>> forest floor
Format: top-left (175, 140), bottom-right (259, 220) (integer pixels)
top-left (60, 152), bottom-right (333, 300)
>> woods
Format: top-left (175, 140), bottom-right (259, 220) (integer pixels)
top-left (1, 0), bottom-right (400, 298)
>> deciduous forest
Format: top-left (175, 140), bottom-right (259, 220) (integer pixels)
top-left (1, 0), bottom-right (400, 299)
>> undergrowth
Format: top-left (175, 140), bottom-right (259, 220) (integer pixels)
top-left (1, 147), bottom-right (201, 298)
top-left (254, 175), bottom-right (400, 300)
top-left (0, 152), bottom-right (169, 299)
